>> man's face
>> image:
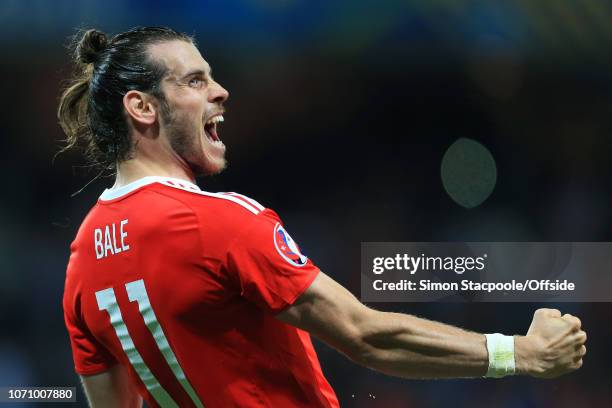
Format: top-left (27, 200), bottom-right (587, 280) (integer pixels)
top-left (149, 40), bottom-right (229, 175)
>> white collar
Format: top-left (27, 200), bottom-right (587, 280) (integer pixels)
top-left (99, 176), bottom-right (200, 201)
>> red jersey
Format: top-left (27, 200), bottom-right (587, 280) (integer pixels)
top-left (63, 176), bottom-right (339, 408)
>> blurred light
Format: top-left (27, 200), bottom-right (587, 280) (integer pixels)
top-left (441, 138), bottom-right (497, 208)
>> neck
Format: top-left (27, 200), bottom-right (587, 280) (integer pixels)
top-left (112, 142), bottom-right (195, 189)
top-left (113, 161), bottom-right (194, 188)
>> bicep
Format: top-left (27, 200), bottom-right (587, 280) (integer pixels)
top-left (277, 272), bottom-right (374, 359)
top-left (80, 364), bottom-right (142, 408)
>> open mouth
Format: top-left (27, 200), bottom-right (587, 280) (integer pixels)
top-left (204, 115), bottom-right (224, 144)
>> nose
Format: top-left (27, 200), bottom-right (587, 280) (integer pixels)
top-left (209, 80), bottom-right (229, 104)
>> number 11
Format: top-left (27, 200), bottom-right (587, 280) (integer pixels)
top-left (95, 279), bottom-right (204, 408)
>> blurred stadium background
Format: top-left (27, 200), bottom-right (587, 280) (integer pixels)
top-left (1, 0), bottom-right (611, 406)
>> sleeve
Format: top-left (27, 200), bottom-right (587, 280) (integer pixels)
top-left (63, 283), bottom-right (117, 375)
top-left (226, 209), bottom-right (320, 314)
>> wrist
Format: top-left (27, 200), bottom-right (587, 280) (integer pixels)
top-left (513, 335), bottom-right (534, 376)
top-left (484, 333), bottom-right (516, 378)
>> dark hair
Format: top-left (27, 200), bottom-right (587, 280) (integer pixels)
top-left (57, 27), bottom-right (193, 169)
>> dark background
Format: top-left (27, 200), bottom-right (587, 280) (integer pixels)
top-left (1, 0), bottom-right (611, 406)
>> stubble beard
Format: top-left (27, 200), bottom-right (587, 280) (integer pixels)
top-left (160, 100), bottom-right (226, 176)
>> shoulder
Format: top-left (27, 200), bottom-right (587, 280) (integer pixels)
top-left (144, 181), bottom-right (281, 233)
top-left (147, 183), bottom-right (284, 260)
top-left (150, 181), bottom-right (271, 218)
top-left (187, 190), bottom-right (267, 216)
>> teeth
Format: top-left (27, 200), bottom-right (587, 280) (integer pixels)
top-left (206, 115), bottom-right (224, 125)
top-left (208, 137), bottom-right (224, 146)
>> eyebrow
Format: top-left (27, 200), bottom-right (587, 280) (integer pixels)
top-left (180, 67), bottom-right (212, 81)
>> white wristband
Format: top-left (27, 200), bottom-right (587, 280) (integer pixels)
top-left (484, 333), bottom-right (516, 378)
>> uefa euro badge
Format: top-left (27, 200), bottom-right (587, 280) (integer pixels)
top-left (273, 223), bottom-right (308, 267)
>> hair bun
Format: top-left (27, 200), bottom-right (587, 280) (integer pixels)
top-left (76, 29), bottom-right (108, 65)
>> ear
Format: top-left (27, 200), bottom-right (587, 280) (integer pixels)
top-left (123, 90), bottom-right (157, 125)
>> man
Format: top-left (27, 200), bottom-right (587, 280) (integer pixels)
top-left (60, 27), bottom-right (587, 408)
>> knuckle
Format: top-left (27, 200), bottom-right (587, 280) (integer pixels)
top-left (562, 314), bottom-right (581, 328)
top-left (563, 317), bottom-right (580, 330)
top-left (537, 308), bottom-right (559, 317)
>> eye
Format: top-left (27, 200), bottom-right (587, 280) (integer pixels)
top-left (188, 77), bottom-right (203, 88)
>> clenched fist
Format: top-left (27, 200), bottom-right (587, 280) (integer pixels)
top-left (515, 308), bottom-right (587, 378)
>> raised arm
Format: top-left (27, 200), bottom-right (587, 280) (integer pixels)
top-left (277, 272), bottom-right (587, 379)
top-left (80, 364), bottom-right (142, 408)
